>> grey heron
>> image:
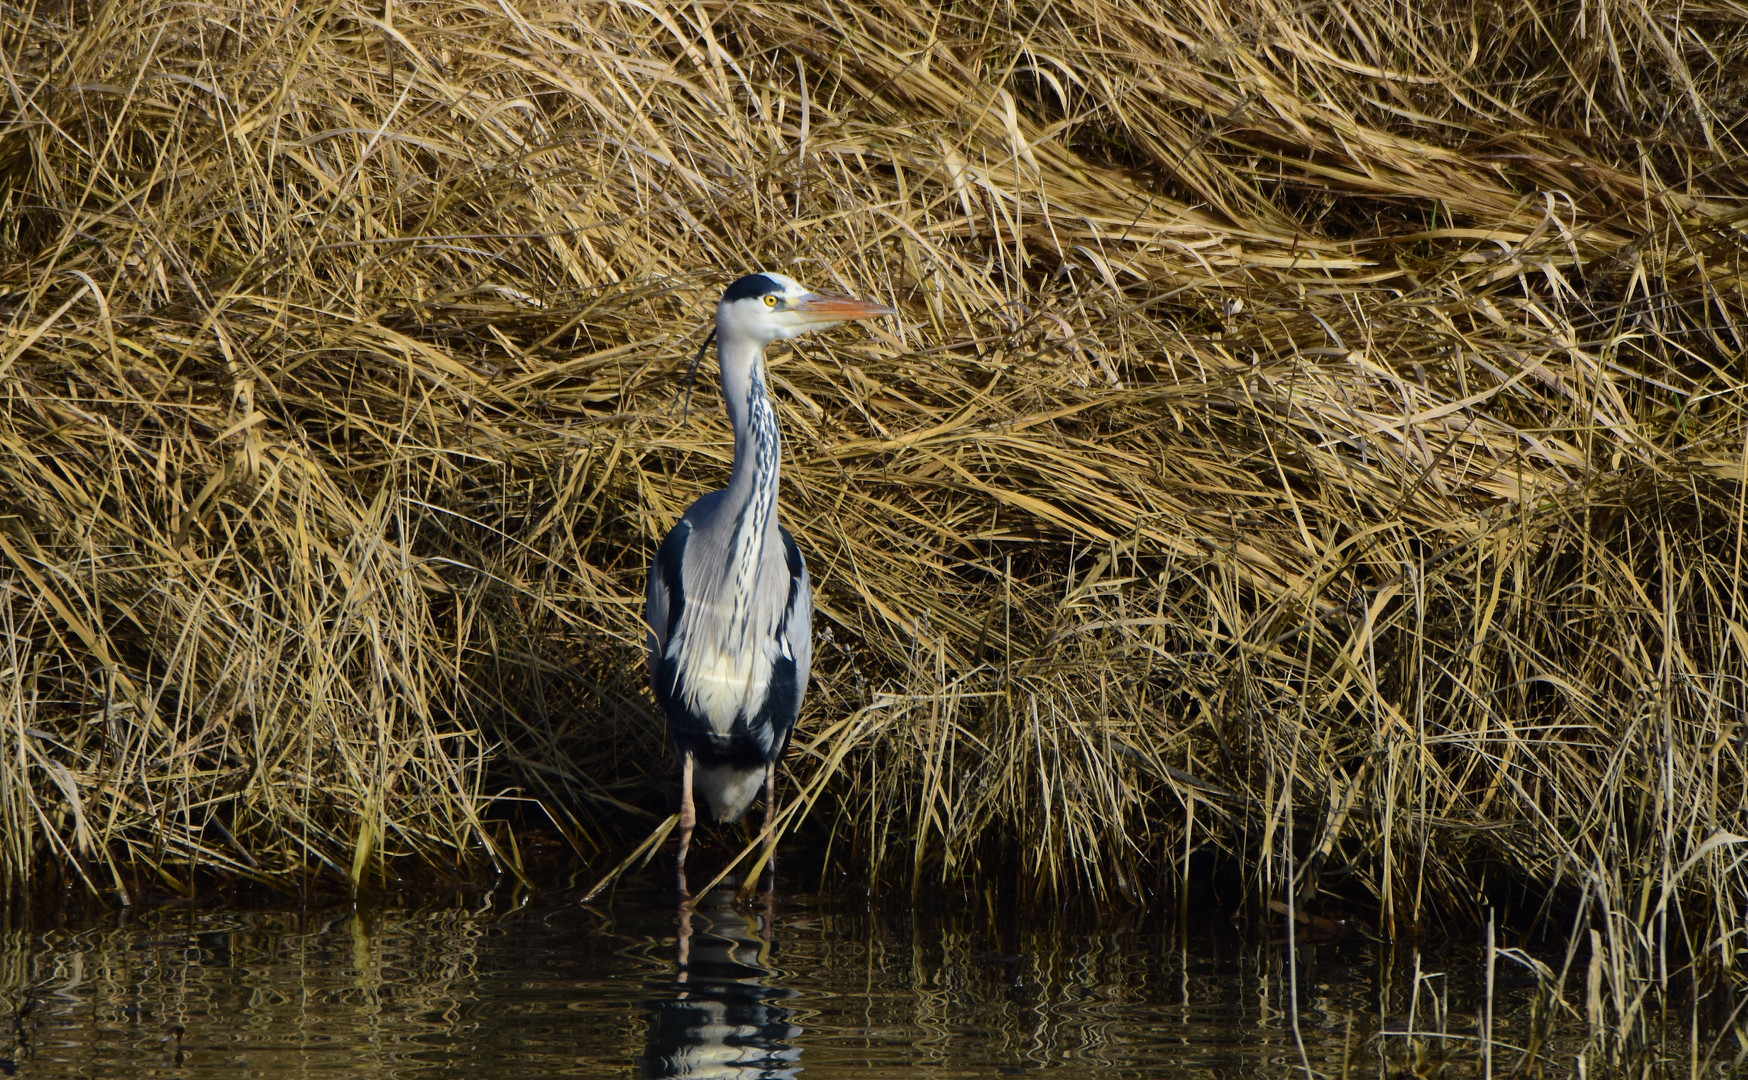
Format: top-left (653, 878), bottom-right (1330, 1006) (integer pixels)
top-left (646, 271), bottom-right (893, 893)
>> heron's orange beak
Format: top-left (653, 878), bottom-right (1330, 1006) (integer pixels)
top-left (791, 292), bottom-right (896, 324)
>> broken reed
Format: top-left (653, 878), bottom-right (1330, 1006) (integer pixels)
top-left (0, 0), bottom-right (1743, 988)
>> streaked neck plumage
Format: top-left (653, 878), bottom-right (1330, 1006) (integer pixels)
top-left (716, 328), bottom-right (783, 608)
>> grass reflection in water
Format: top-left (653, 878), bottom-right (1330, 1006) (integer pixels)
top-left (0, 889), bottom-right (1677, 1079)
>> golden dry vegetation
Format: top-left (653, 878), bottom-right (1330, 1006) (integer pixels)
top-left (0, 0), bottom-right (1745, 1028)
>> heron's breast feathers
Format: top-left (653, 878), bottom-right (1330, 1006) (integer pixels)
top-left (667, 559), bottom-right (795, 738)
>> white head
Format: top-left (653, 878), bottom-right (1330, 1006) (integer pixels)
top-left (716, 272), bottom-right (895, 345)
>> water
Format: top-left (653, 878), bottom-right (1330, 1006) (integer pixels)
top-left (0, 885), bottom-right (1531, 1078)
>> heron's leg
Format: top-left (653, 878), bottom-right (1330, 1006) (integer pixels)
top-left (761, 760), bottom-right (778, 895)
top-left (677, 751), bottom-right (696, 900)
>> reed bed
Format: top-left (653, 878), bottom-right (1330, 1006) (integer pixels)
top-left (0, 0), bottom-right (1744, 1011)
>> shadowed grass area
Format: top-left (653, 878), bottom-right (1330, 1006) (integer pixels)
top-left (0, 0), bottom-right (1744, 1029)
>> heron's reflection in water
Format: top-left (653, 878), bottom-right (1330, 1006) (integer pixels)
top-left (639, 890), bottom-right (801, 1079)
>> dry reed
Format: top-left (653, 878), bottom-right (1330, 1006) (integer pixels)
top-left (0, 0), bottom-right (1744, 1023)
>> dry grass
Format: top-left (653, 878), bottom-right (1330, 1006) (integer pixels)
top-left (0, 0), bottom-right (1744, 1016)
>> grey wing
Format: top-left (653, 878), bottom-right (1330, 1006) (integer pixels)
top-left (781, 528), bottom-right (813, 704)
top-left (646, 518), bottom-right (691, 678)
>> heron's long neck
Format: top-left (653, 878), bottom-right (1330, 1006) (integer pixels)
top-left (719, 332), bottom-right (781, 573)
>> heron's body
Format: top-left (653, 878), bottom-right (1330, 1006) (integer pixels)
top-left (648, 495), bottom-right (811, 823)
top-left (645, 272), bottom-right (891, 890)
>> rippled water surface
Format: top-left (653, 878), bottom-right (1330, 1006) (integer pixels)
top-left (0, 885), bottom-right (1517, 1078)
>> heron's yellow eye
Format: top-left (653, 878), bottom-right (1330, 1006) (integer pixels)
top-left (764, 295), bottom-right (778, 308)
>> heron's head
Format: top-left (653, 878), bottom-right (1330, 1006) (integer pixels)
top-left (716, 272), bottom-right (894, 344)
